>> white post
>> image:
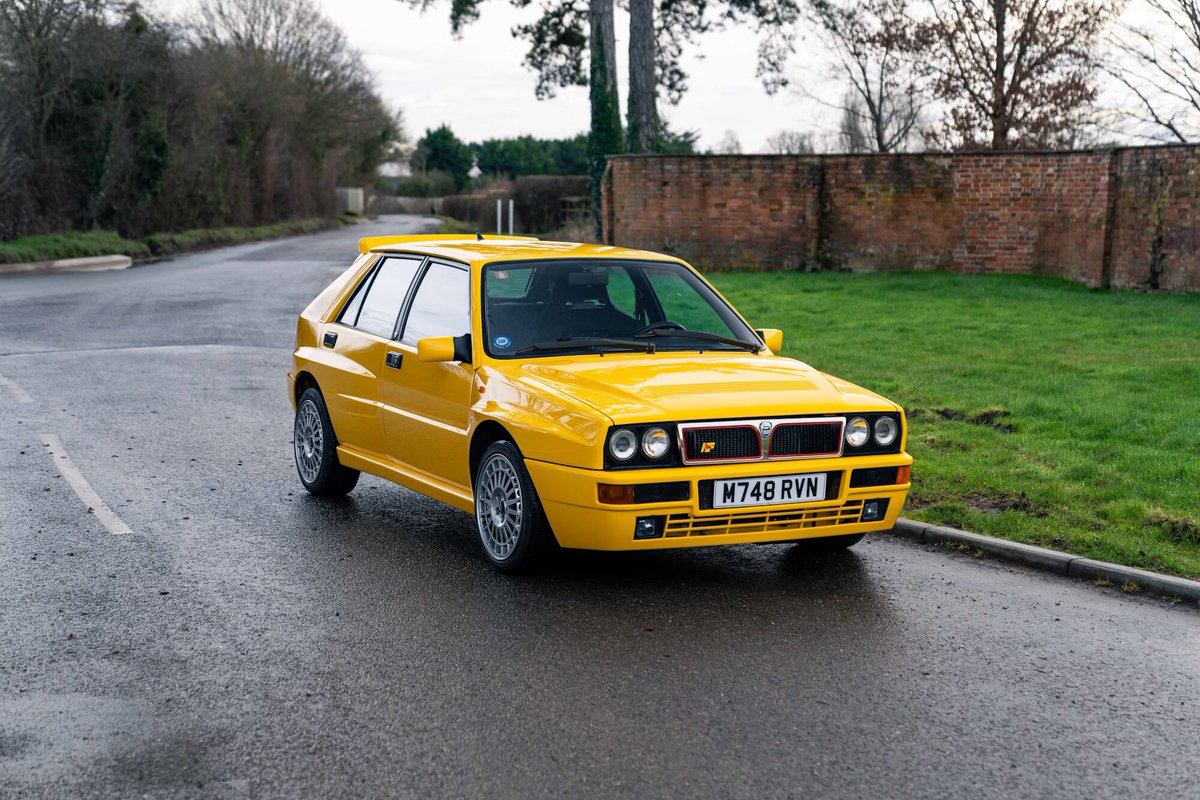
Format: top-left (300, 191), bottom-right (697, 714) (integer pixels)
top-left (508, 198), bottom-right (514, 235)
top-left (496, 198), bottom-right (502, 235)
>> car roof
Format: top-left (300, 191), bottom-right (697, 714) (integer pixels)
top-left (357, 234), bottom-right (682, 265)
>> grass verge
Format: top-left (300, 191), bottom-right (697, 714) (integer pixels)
top-left (707, 270), bottom-right (1200, 579)
top-left (0, 216), bottom-right (356, 264)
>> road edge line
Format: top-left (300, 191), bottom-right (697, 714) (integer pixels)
top-left (0, 371), bottom-right (33, 403)
top-left (891, 518), bottom-right (1200, 605)
top-left (0, 255), bottom-right (133, 276)
top-left (40, 433), bottom-right (133, 536)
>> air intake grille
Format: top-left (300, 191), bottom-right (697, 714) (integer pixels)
top-left (768, 422), bottom-right (843, 457)
top-left (681, 426), bottom-right (760, 461)
top-left (663, 500), bottom-right (865, 537)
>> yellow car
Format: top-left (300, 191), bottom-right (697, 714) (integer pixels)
top-left (289, 235), bottom-right (912, 571)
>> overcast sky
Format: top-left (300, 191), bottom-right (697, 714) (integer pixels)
top-left (157, 1), bottom-right (1169, 152)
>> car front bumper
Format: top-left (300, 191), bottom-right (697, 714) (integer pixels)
top-left (525, 453), bottom-right (912, 551)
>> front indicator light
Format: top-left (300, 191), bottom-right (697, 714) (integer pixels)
top-left (598, 484), bottom-right (635, 504)
top-left (641, 427), bottom-right (671, 459)
top-left (897, 465), bottom-right (911, 484)
top-left (609, 429), bottom-right (637, 461)
top-left (846, 417), bottom-right (870, 447)
top-left (874, 416), bottom-right (899, 446)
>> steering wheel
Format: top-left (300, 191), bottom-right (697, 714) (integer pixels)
top-left (634, 320), bottom-right (686, 336)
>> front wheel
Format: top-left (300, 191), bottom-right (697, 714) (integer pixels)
top-left (294, 387), bottom-right (359, 497)
top-left (473, 441), bottom-right (555, 573)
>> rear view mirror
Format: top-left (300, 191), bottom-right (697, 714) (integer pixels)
top-left (417, 336), bottom-right (456, 362)
top-left (756, 328), bottom-right (784, 352)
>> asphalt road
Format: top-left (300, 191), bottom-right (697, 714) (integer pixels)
top-left (1, 216), bottom-right (1197, 799)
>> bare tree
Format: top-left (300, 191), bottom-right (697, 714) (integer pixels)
top-left (809, 0), bottom-right (923, 152)
top-left (764, 129), bottom-right (815, 152)
top-left (911, 0), bottom-right (1121, 150)
top-left (713, 130), bottom-right (743, 153)
top-left (838, 93), bottom-right (871, 151)
top-left (1109, 0), bottom-right (1200, 141)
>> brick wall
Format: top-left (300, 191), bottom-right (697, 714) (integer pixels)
top-left (602, 145), bottom-right (1200, 291)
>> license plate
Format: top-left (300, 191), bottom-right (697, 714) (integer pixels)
top-left (712, 473), bottom-right (827, 509)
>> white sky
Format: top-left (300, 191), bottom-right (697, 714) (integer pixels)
top-left (154, 0), bottom-right (1177, 152)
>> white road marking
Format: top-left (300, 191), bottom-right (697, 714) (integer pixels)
top-left (0, 371), bottom-right (33, 403)
top-left (40, 434), bottom-right (133, 535)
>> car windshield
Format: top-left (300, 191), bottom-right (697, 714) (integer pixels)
top-left (482, 259), bottom-right (760, 358)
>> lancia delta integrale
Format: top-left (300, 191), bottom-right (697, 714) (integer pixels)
top-left (289, 235), bottom-right (912, 571)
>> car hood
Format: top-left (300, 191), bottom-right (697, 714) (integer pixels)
top-left (490, 352), bottom-right (896, 424)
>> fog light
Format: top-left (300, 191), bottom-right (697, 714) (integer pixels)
top-left (860, 499), bottom-right (887, 522)
top-left (634, 516), bottom-right (665, 539)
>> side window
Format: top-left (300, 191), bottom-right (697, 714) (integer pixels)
top-left (353, 256), bottom-right (422, 338)
top-left (401, 262), bottom-right (470, 345)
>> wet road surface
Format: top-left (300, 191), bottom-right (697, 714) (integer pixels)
top-left (1, 216), bottom-right (1197, 798)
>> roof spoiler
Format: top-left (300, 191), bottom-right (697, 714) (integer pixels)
top-left (357, 234), bottom-right (540, 254)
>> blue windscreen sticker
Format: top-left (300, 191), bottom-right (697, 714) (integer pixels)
top-left (493, 335), bottom-right (512, 349)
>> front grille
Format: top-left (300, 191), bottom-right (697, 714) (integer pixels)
top-left (681, 426), bottom-right (760, 462)
top-left (768, 421), bottom-right (843, 457)
top-left (663, 499), bottom-right (865, 537)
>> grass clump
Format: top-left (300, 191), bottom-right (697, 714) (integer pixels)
top-left (1, 217), bottom-right (353, 264)
top-left (0, 230), bottom-right (150, 263)
top-left (707, 270), bottom-right (1200, 579)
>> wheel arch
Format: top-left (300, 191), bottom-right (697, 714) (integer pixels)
top-left (294, 371), bottom-right (319, 405)
top-left (469, 420), bottom-right (518, 488)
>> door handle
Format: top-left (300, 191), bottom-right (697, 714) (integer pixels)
top-left (386, 351), bottom-right (403, 369)
top-left (323, 331), bottom-right (338, 348)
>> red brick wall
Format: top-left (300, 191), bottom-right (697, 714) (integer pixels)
top-left (602, 146), bottom-right (1200, 291)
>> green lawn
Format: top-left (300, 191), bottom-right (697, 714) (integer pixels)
top-left (707, 270), bottom-right (1200, 580)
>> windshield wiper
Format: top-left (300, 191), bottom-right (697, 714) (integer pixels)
top-left (515, 336), bottom-right (657, 356)
top-left (637, 328), bottom-right (762, 353)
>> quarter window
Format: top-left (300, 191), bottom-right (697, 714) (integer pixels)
top-left (401, 262), bottom-right (469, 344)
top-left (351, 256), bottom-right (422, 338)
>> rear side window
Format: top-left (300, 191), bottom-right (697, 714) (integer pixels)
top-left (343, 256), bottom-right (422, 338)
top-left (401, 262), bottom-right (469, 344)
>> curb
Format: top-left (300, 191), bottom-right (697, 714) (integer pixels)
top-left (891, 518), bottom-right (1200, 604)
top-left (0, 254), bottom-right (133, 276)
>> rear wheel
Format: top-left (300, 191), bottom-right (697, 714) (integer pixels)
top-left (473, 440), bottom-right (555, 573)
top-left (294, 387), bottom-right (359, 497)
top-left (789, 532), bottom-right (866, 552)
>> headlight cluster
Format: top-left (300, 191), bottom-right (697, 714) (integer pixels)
top-left (845, 414), bottom-right (900, 449)
top-left (605, 424), bottom-right (678, 468)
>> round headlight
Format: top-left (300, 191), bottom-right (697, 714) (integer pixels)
top-left (609, 429), bottom-right (638, 461)
top-left (845, 417), bottom-right (870, 447)
top-left (874, 416), bottom-right (899, 446)
top-left (641, 427), bottom-right (671, 459)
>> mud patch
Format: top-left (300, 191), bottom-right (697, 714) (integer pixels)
top-left (1146, 508), bottom-right (1200, 544)
top-left (911, 406), bottom-right (1017, 432)
top-left (965, 491), bottom-right (1047, 516)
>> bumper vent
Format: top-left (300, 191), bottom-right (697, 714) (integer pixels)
top-left (663, 499), bottom-right (865, 537)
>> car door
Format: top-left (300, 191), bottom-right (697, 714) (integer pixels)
top-left (321, 254), bottom-right (423, 455)
top-left (379, 259), bottom-right (473, 490)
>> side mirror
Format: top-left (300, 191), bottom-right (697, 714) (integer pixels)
top-left (756, 328), bottom-right (784, 353)
top-left (417, 336), bottom-right (457, 362)
top-left (416, 334), bottom-right (473, 363)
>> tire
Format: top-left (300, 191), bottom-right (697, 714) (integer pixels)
top-left (789, 532), bottom-right (866, 552)
top-left (294, 387), bottom-right (359, 497)
top-left (473, 440), bottom-right (556, 573)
